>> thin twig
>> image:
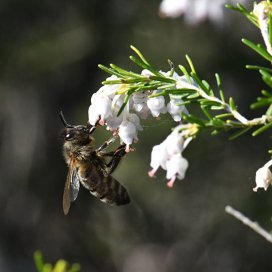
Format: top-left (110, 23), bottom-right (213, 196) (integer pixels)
top-left (225, 205), bottom-right (272, 243)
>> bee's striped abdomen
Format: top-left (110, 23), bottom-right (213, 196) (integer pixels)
top-left (79, 163), bottom-right (130, 206)
top-left (91, 175), bottom-right (130, 205)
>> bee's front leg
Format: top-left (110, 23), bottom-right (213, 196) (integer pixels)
top-left (97, 135), bottom-right (118, 153)
top-left (105, 145), bottom-right (126, 175)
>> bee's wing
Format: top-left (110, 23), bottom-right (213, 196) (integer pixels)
top-left (63, 162), bottom-right (80, 215)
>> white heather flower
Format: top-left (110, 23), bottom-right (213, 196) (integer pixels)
top-left (89, 92), bottom-right (112, 124)
top-left (253, 159), bottom-right (272, 192)
top-left (164, 127), bottom-right (183, 156)
top-left (119, 120), bottom-right (136, 150)
top-left (159, 0), bottom-right (187, 18)
top-left (105, 114), bottom-right (123, 131)
top-left (159, 0), bottom-right (249, 25)
top-left (167, 95), bottom-right (188, 122)
top-left (88, 75), bottom-right (121, 125)
top-left (132, 91), bottom-right (150, 119)
top-left (166, 154), bottom-right (189, 187)
top-left (253, 1), bottom-right (272, 55)
top-left (141, 69), bottom-right (154, 77)
top-left (148, 142), bottom-right (168, 177)
top-left (147, 91), bottom-right (167, 117)
top-left (119, 113), bottom-right (143, 152)
top-left (148, 124), bottom-right (192, 186)
top-left (88, 104), bottom-right (100, 126)
top-left (105, 94), bottom-right (125, 131)
top-left (176, 75), bottom-right (198, 90)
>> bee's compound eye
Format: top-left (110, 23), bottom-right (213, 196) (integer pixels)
top-left (65, 133), bottom-right (73, 140)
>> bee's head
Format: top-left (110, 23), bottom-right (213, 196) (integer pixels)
top-left (59, 111), bottom-right (95, 145)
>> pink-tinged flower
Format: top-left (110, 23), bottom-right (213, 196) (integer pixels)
top-left (147, 92), bottom-right (167, 117)
top-left (89, 92), bottom-right (112, 124)
top-left (166, 154), bottom-right (189, 187)
top-left (148, 125), bottom-right (192, 186)
top-left (253, 159), bottom-right (272, 192)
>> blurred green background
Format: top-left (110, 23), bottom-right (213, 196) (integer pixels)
top-left (0, 0), bottom-right (272, 271)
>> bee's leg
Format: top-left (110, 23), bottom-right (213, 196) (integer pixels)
top-left (105, 145), bottom-right (126, 175)
top-left (97, 135), bottom-right (118, 153)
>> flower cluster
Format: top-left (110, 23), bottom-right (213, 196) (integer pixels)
top-left (88, 72), bottom-right (190, 152)
top-left (148, 124), bottom-right (194, 187)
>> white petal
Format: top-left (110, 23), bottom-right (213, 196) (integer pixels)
top-left (166, 154), bottom-right (189, 180)
top-left (88, 104), bottom-right (100, 125)
top-left (147, 95), bottom-right (167, 117)
top-left (164, 129), bottom-right (183, 156)
top-left (159, 0), bottom-right (187, 18)
top-left (119, 120), bottom-right (137, 146)
top-left (106, 114), bottom-right (123, 131)
top-left (150, 142), bottom-right (168, 170)
top-left (254, 164), bottom-right (272, 192)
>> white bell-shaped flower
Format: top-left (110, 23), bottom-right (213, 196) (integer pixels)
top-left (253, 1), bottom-right (272, 55)
top-left (132, 91), bottom-right (150, 119)
top-left (164, 128), bottom-right (183, 156)
top-left (147, 92), bottom-right (167, 117)
top-left (159, 0), bottom-right (187, 18)
top-left (105, 94), bottom-right (125, 131)
top-left (148, 124), bottom-right (192, 185)
top-left (149, 142), bottom-right (168, 177)
top-left (119, 112), bottom-right (142, 152)
top-left (88, 104), bottom-right (100, 126)
top-left (253, 159), bottom-right (272, 192)
top-left (176, 75), bottom-right (198, 90)
top-left (167, 95), bottom-right (188, 122)
top-left (166, 153), bottom-right (189, 187)
top-left (88, 75), bottom-right (122, 126)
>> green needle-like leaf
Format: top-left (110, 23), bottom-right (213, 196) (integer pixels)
top-left (251, 97), bottom-right (272, 109)
top-left (229, 127), bottom-right (252, 140)
top-left (182, 114), bottom-right (205, 126)
top-left (98, 64), bottom-right (124, 78)
top-left (117, 93), bottom-right (132, 116)
top-left (252, 121), bottom-right (272, 136)
top-left (242, 39), bottom-right (272, 62)
top-left (229, 97), bottom-right (236, 110)
top-left (109, 63), bottom-right (143, 78)
top-left (130, 45), bottom-right (150, 66)
top-left (246, 65), bottom-right (272, 72)
top-left (269, 12), bottom-right (272, 47)
top-left (200, 105), bottom-right (212, 120)
top-left (178, 65), bottom-right (192, 83)
top-left (185, 55), bottom-right (196, 74)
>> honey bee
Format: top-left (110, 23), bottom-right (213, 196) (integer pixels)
top-left (60, 111), bottom-right (130, 215)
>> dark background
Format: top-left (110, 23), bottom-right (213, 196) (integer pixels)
top-left (0, 0), bottom-right (271, 271)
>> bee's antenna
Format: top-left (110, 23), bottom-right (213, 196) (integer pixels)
top-left (59, 111), bottom-right (73, 128)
